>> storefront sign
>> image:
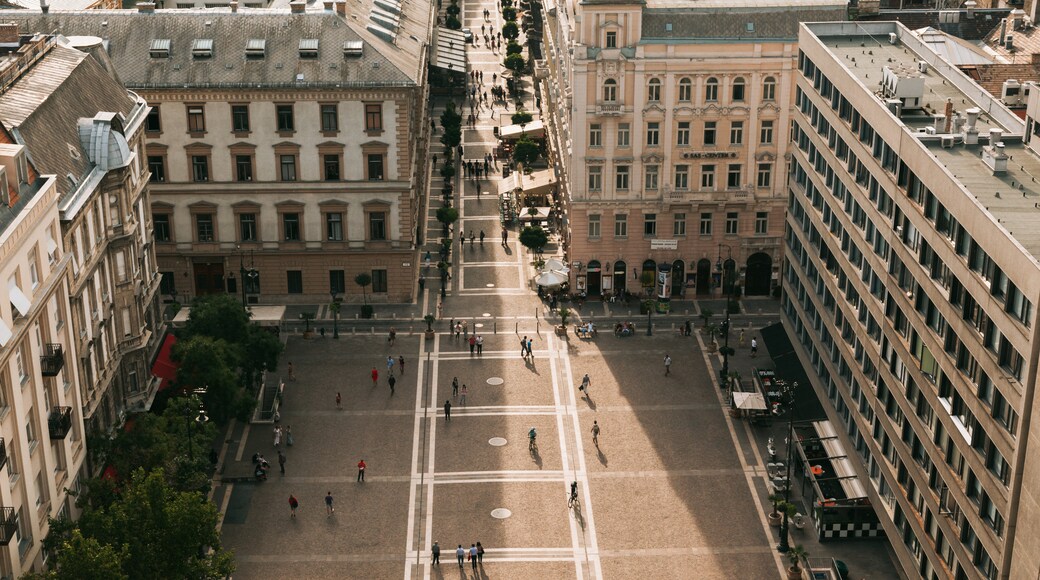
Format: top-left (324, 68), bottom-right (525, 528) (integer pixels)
top-left (681, 151), bottom-right (738, 159)
top-left (650, 239), bottom-right (678, 251)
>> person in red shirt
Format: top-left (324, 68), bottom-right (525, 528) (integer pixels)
top-left (371, 367), bottom-right (378, 386)
top-left (357, 459), bottom-right (366, 482)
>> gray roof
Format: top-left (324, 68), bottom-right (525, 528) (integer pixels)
top-left (641, 6), bottom-right (847, 41)
top-left (0, 42), bottom-right (136, 196)
top-left (5, 9), bottom-right (428, 88)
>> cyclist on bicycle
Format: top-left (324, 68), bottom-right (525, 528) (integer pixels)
top-left (528, 427), bottom-right (537, 445)
top-left (570, 481), bottom-right (578, 501)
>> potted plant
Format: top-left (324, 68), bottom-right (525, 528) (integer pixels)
top-left (639, 299), bottom-right (654, 315)
top-left (699, 308), bottom-right (714, 334)
top-left (300, 312), bottom-right (316, 339)
top-left (767, 494), bottom-right (787, 527)
top-left (556, 307), bottom-right (570, 336)
top-left (786, 545), bottom-right (808, 579)
top-left (423, 314), bottom-right (436, 339)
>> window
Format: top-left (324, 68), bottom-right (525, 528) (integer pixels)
top-left (700, 212), bottom-right (713, 235)
top-left (645, 164), bottom-right (659, 190)
top-left (701, 164), bottom-right (715, 189)
top-left (703, 121), bottom-right (717, 146)
top-left (280, 155), bottom-right (297, 181)
top-left (283, 213), bottom-right (300, 241)
top-left (160, 271), bottom-right (176, 295)
top-left (647, 79), bottom-right (661, 102)
top-left (677, 121), bottom-right (691, 146)
top-left (617, 123), bottom-right (630, 147)
top-left (726, 212), bottom-right (739, 234)
top-left (760, 120), bottom-right (774, 144)
top-left (147, 156), bottom-right (166, 183)
top-left (727, 164), bottom-right (742, 189)
top-left (367, 154), bottom-right (384, 181)
top-left (674, 213), bottom-right (686, 236)
top-left (324, 155), bottom-right (341, 181)
top-left (239, 213), bottom-right (257, 242)
top-left (25, 409), bottom-right (36, 450)
top-left (614, 214), bottom-right (628, 237)
top-left (365, 103), bottom-right (383, 132)
top-left (588, 214), bottom-right (601, 238)
top-left (602, 79), bottom-right (617, 102)
top-left (615, 165), bottom-right (629, 190)
top-left (276, 104), bottom-right (295, 132)
top-left (755, 211), bottom-right (769, 234)
top-left (330, 270), bottom-right (345, 294)
top-left (646, 122), bottom-right (660, 146)
top-left (369, 211), bottom-right (387, 241)
top-left (235, 155), bottom-right (253, 182)
top-left (231, 104), bottom-right (250, 132)
top-left (326, 212), bottom-right (343, 241)
top-left (678, 77), bottom-right (692, 102)
top-left (187, 105), bottom-right (206, 133)
top-left (372, 269), bottom-right (388, 293)
top-left (321, 104), bottom-right (339, 132)
top-left (153, 214), bottom-right (171, 242)
top-left (674, 165), bottom-right (689, 190)
top-left (191, 155), bottom-right (209, 182)
top-left (605, 30), bottom-right (617, 48)
top-left (287, 271), bottom-right (303, 294)
top-left (757, 163), bottom-right (772, 188)
top-left (730, 121), bottom-right (744, 145)
top-left (145, 106), bottom-right (161, 133)
top-left (15, 345), bottom-right (25, 383)
top-left (732, 77), bottom-right (746, 102)
top-left (705, 77), bottom-right (719, 101)
top-left (588, 166), bottom-right (602, 191)
top-left (644, 213), bottom-right (657, 236)
top-left (195, 214), bottom-right (214, 242)
top-left (763, 76), bottom-right (776, 101)
top-left (589, 124), bottom-right (602, 147)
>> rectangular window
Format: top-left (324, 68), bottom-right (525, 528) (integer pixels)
top-left (760, 120), bottom-right (774, 144)
top-left (147, 156), bottom-right (166, 182)
top-left (330, 270), bottom-right (345, 294)
top-left (369, 212), bottom-right (387, 241)
top-left (195, 214), bottom-right (214, 242)
top-left (644, 213), bottom-right (657, 236)
top-left (283, 213), bottom-right (300, 241)
top-left (321, 104), bottom-right (339, 132)
top-left (153, 214), bottom-right (171, 242)
top-left (235, 155), bottom-right (252, 182)
top-left (232, 104), bottom-right (250, 132)
top-left (677, 121), bottom-right (691, 146)
top-left (673, 213), bottom-right (686, 236)
top-left (280, 155), bottom-right (297, 181)
top-left (675, 165), bottom-right (689, 190)
top-left (160, 271), bottom-right (176, 295)
top-left (191, 155), bottom-right (209, 182)
top-left (730, 121), bottom-right (744, 145)
top-left (703, 121), bottom-right (717, 146)
top-left (645, 164), bottom-right (659, 190)
top-left (588, 166), bottom-right (602, 191)
top-left (646, 122), bottom-right (660, 146)
top-left (727, 164), bottom-right (742, 189)
top-left (239, 213), bottom-right (257, 242)
top-left (367, 154), bottom-right (384, 180)
top-left (755, 211), bottom-right (769, 234)
top-left (617, 123), bottom-right (630, 147)
top-left (614, 214), bottom-right (627, 237)
top-left (287, 270), bottom-right (303, 294)
top-left (757, 163), bottom-right (772, 188)
top-left (615, 165), bottom-right (629, 190)
top-left (324, 155), bottom-right (341, 181)
top-left (589, 124), bottom-right (602, 147)
top-left (187, 105), bottom-right (205, 133)
top-left (700, 212), bottom-right (713, 235)
top-left (726, 212), bottom-right (738, 234)
top-left (145, 106), bottom-right (161, 133)
top-left (372, 269), bottom-right (388, 293)
top-left (365, 103), bottom-right (383, 132)
top-left (276, 104), bottom-right (295, 132)
top-left (588, 214), bottom-right (601, 238)
top-left (326, 212), bottom-right (343, 241)
top-left (701, 164), bottom-right (715, 189)
top-left (605, 30), bottom-right (617, 48)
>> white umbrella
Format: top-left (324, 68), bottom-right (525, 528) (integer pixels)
top-left (733, 392), bottom-right (768, 410)
top-left (535, 270), bottom-right (569, 287)
top-left (543, 258), bottom-right (570, 274)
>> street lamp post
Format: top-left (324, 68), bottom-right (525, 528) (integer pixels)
top-left (237, 245), bottom-right (258, 308)
top-left (186, 393), bottom-right (210, 462)
top-left (777, 381), bottom-right (798, 553)
top-left (330, 291), bottom-right (340, 339)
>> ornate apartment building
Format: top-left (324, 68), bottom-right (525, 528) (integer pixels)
top-left (0, 31), bottom-right (160, 576)
top-left (545, 0), bottom-right (845, 300)
top-left (15, 2), bottom-right (432, 304)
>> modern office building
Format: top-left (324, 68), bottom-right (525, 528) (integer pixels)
top-left (786, 20), bottom-right (1040, 579)
top-left (13, 3), bottom-right (433, 304)
top-left (543, 0), bottom-right (845, 301)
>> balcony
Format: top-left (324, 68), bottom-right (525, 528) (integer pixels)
top-left (0, 507), bottom-right (15, 546)
top-left (48, 407), bottom-right (73, 440)
top-left (39, 344), bottom-right (64, 377)
top-left (0, 439), bottom-right (7, 473)
top-left (595, 102), bottom-right (622, 116)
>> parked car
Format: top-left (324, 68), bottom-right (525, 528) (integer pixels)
top-left (462, 28), bottom-right (473, 43)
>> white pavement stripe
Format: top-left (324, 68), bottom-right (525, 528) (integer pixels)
top-left (280, 475), bottom-right (412, 483)
top-left (586, 468), bottom-right (746, 479)
top-left (403, 330), bottom-right (430, 580)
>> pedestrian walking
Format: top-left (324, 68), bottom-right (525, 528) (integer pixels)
top-left (476, 335), bottom-right (484, 354)
top-left (470, 545), bottom-right (478, 570)
top-left (456, 545), bottom-right (465, 568)
top-left (389, 375), bottom-right (396, 395)
top-left (502, 227), bottom-right (508, 245)
top-left (751, 338), bottom-right (758, 357)
top-left (739, 329), bottom-right (746, 347)
top-left (288, 361), bottom-right (296, 381)
top-left (357, 459), bottom-right (366, 482)
top-left (273, 425), bottom-right (282, 447)
top-left (399, 355), bottom-right (406, 374)
top-left (477, 542), bottom-right (485, 563)
top-left (431, 118), bottom-right (436, 132)
top-left (527, 338), bottom-right (534, 358)
top-left (286, 425), bottom-right (294, 446)
top-left (325, 491), bottom-right (335, 516)
top-left (432, 154), bottom-right (437, 168)
top-left (591, 421), bottom-right (600, 447)
top-left (432, 542), bottom-right (441, 565)
top-left (462, 321), bottom-right (469, 337)
top-left (521, 335), bottom-right (528, 358)
top-left (479, 230), bottom-right (485, 245)
top-left (452, 377), bottom-right (459, 398)
top-left (580, 373), bottom-right (590, 395)
top-left (289, 494), bottom-right (299, 517)
top-left (278, 450), bottom-right (286, 474)
top-left (469, 231), bottom-right (475, 246)
top-left (444, 399), bottom-right (452, 421)
top-left (387, 355), bottom-right (395, 373)
top-left (371, 367), bottom-right (379, 386)
top-left (460, 384), bottom-right (468, 406)
top-left (336, 392), bottom-right (342, 409)
top-left (389, 327), bottom-right (397, 346)
top-left (455, 322), bottom-right (462, 340)
top-left (664, 354), bottom-right (672, 376)
top-left (468, 335), bottom-right (476, 354)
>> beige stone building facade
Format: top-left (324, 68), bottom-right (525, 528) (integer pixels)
top-left (545, 0), bottom-right (845, 300)
top-left (15, 4), bottom-right (432, 304)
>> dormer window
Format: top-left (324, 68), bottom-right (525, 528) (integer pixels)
top-left (605, 30), bottom-right (617, 48)
top-left (192, 39), bottom-right (213, 59)
top-left (299, 39), bottom-right (319, 59)
top-left (343, 40), bottom-right (363, 58)
top-left (245, 39), bottom-right (266, 60)
top-left (149, 39), bottom-right (170, 59)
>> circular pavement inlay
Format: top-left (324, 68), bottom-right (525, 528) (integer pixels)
top-left (489, 437), bottom-right (508, 447)
top-left (486, 377), bottom-right (505, 386)
top-left (482, 312), bottom-right (492, 317)
top-left (486, 283), bottom-right (495, 287)
top-left (475, 323), bottom-right (485, 328)
top-left (491, 508), bottom-right (512, 519)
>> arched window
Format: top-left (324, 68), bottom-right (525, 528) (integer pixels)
top-left (647, 78), bottom-right (661, 102)
top-left (678, 78), bottom-right (692, 102)
top-left (762, 76), bottom-right (776, 101)
top-left (732, 77), bottom-right (746, 102)
top-left (603, 79), bottom-right (618, 103)
top-left (705, 77), bottom-right (718, 102)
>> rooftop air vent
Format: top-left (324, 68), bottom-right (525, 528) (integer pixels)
top-left (149, 38), bottom-right (170, 58)
top-left (299, 39), bottom-right (319, 58)
top-left (246, 39), bottom-right (266, 59)
top-left (192, 38), bottom-right (214, 58)
top-left (343, 40), bottom-right (363, 57)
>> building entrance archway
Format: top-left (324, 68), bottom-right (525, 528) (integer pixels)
top-left (745, 252), bottom-right (772, 296)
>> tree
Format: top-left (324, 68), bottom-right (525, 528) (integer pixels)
top-left (502, 6), bottom-right (516, 20)
top-left (519, 226), bottom-right (548, 254)
top-left (173, 336), bottom-right (253, 424)
top-left (502, 21), bottom-right (519, 40)
top-left (355, 272), bottom-right (372, 305)
top-left (513, 136), bottom-right (540, 168)
top-left (436, 206), bottom-right (459, 237)
top-left (440, 100), bottom-right (461, 132)
top-left (511, 109), bottom-right (533, 127)
top-left (25, 529), bottom-right (129, 580)
top-left (184, 294), bottom-right (250, 345)
top-left (446, 14), bottom-right (461, 29)
top-left (504, 52), bottom-right (526, 77)
top-left (439, 161), bottom-right (456, 180)
top-left (506, 41), bottom-right (523, 55)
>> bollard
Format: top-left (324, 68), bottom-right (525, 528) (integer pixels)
top-left (355, 313), bottom-right (359, 320)
top-left (352, 327), bottom-right (357, 334)
top-left (371, 327), bottom-right (375, 334)
top-left (393, 313), bottom-right (397, 319)
top-left (515, 322), bottom-right (518, 333)
top-left (409, 325), bottom-right (414, 334)
top-left (494, 322), bottom-right (497, 334)
top-left (671, 323), bottom-right (675, 331)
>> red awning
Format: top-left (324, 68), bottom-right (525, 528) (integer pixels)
top-left (150, 334), bottom-right (178, 392)
top-left (102, 465), bottom-right (118, 481)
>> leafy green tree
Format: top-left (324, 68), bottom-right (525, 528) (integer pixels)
top-left (440, 161), bottom-right (456, 180)
top-left (436, 206), bottom-right (459, 237)
top-left (506, 41), bottom-right (523, 55)
top-left (502, 6), bottom-right (516, 20)
top-left (440, 101), bottom-right (461, 131)
top-left (51, 530), bottom-right (129, 580)
top-left (446, 14), bottom-right (461, 29)
top-left (512, 136), bottom-right (540, 168)
top-left (184, 294), bottom-right (250, 345)
top-left (511, 109), bottom-right (533, 127)
top-left (355, 272), bottom-right (372, 305)
top-left (502, 21), bottom-right (519, 40)
top-left (173, 336), bottom-right (253, 424)
top-left (519, 226), bottom-right (549, 254)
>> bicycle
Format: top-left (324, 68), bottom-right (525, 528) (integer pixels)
top-left (529, 437), bottom-right (538, 454)
top-left (568, 490), bottom-right (579, 509)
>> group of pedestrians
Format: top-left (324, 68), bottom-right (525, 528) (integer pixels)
top-left (429, 541), bottom-right (486, 570)
top-left (519, 335), bottom-right (534, 359)
top-left (444, 376), bottom-right (471, 421)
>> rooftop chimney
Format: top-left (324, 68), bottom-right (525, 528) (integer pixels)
top-left (290, 1), bottom-right (305, 13)
top-left (229, 0), bottom-right (238, 11)
top-left (324, 0), bottom-right (333, 9)
top-left (964, 0), bottom-right (977, 18)
top-left (964, 107), bottom-right (981, 144)
top-left (944, 98), bottom-right (954, 133)
top-left (336, 0), bottom-right (346, 16)
top-left (136, 2), bottom-right (155, 12)
top-left (0, 24), bottom-right (19, 44)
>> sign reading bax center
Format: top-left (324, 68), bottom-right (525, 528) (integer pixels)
top-left (681, 151), bottom-right (738, 159)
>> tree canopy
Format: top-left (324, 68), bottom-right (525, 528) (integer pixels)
top-left (512, 136), bottom-right (540, 168)
top-left (504, 52), bottom-right (525, 76)
top-left (519, 226), bottom-right (549, 253)
top-left (511, 110), bottom-right (533, 127)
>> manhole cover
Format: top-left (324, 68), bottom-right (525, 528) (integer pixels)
top-left (491, 508), bottom-right (512, 519)
top-left (489, 437), bottom-right (507, 446)
top-left (486, 283), bottom-right (495, 287)
top-left (482, 312), bottom-right (491, 317)
top-left (475, 323), bottom-right (485, 328)
top-left (486, 377), bottom-right (504, 385)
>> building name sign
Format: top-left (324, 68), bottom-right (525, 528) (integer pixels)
top-left (681, 151), bottom-right (738, 159)
top-left (650, 239), bottom-right (678, 250)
